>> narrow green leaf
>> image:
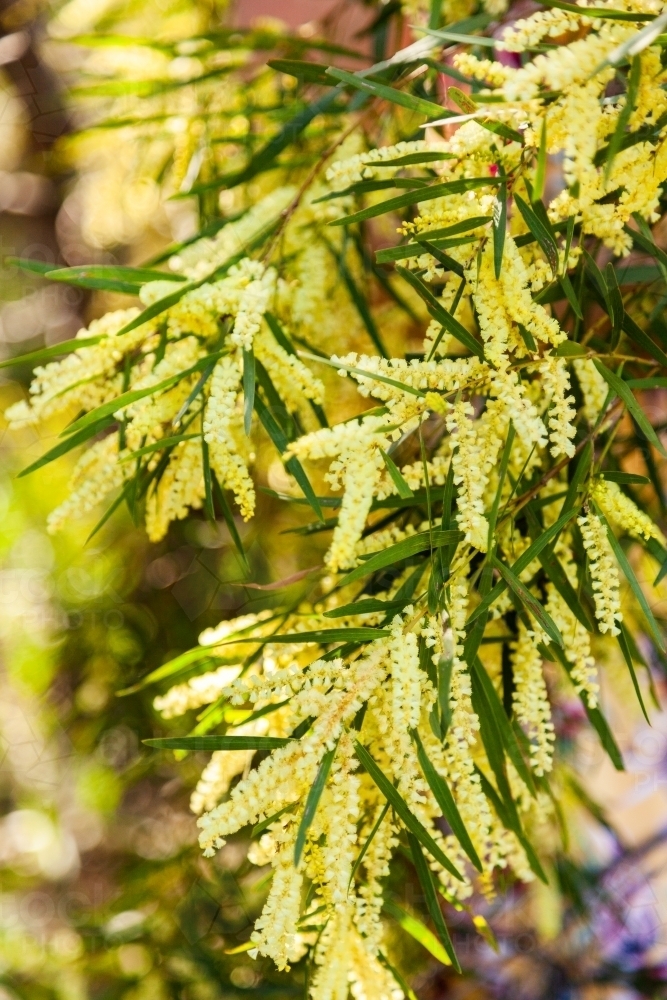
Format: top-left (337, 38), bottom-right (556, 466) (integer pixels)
top-left (353, 741), bottom-right (463, 881)
top-left (538, 0), bottom-right (654, 19)
top-left (383, 899), bottom-right (452, 967)
top-left (559, 273), bottom-right (584, 320)
top-left (493, 178), bottom-right (507, 280)
top-left (217, 628), bottom-right (390, 646)
top-left (341, 529), bottom-right (461, 587)
top-left (605, 56), bottom-right (641, 180)
top-left (336, 249), bottom-right (388, 357)
top-left (396, 266), bottom-right (483, 358)
top-left (326, 67), bottom-right (445, 118)
top-left (328, 177), bottom-right (498, 227)
top-left (514, 194), bottom-right (558, 276)
top-left (324, 598), bottom-right (410, 618)
top-left (62, 354), bottom-right (221, 437)
top-left (617, 622), bottom-right (650, 723)
top-left (18, 416), bottom-right (115, 477)
top-left (243, 348), bottom-right (255, 436)
top-left (534, 118), bottom-right (547, 200)
top-left (473, 766), bottom-right (548, 882)
top-left (470, 656), bottom-right (537, 796)
top-left (405, 837), bottom-right (461, 972)
top-left (415, 238), bottom-right (464, 277)
top-left (380, 448), bottom-right (414, 498)
top-left (605, 262), bottom-right (624, 348)
top-left (420, 216), bottom-right (492, 240)
top-left (45, 264), bottom-right (186, 287)
top-left (593, 503), bottom-right (666, 652)
top-left (0, 335), bottom-right (106, 370)
top-left (119, 433), bottom-right (199, 461)
top-left (592, 360), bottom-right (667, 458)
top-left (201, 437), bottom-right (215, 522)
top-left (372, 151), bottom-right (457, 166)
top-left (349, 803), bottom-right (390, 887)
top-left (252, 803), bottom-right (297, 838)
top-left (295, 746), bottom-right (337, 865)
top-left (299, 351), bottom-right (424, 397)
top-left (487, 423), bottom-right (515, 550)
top-left (492, 556), bottom-right (563, 646)
top-left (547, 641), bottom-right (625, 769)
top-left (5, 255), bottom-right (61, 276)
top-left (144, 735), bottom-right (294, 751)
top-left (468, 509), bottom-right (578, 625)
top-left (411, 729), bottom-right (483, 871)
top-left (211, 471), bottom-right (250, 572)
top-left (602, 471), bottom-right (650, 484)
top-left (524, 504), bottom-right (594, 632)
top-left (267, 59), bottom-right (332, 85)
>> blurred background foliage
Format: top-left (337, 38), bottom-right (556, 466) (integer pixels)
top-left (1, 0), bottom-right (667, 998)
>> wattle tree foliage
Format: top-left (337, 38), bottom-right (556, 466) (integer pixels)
top-left (6, 0), bottom-right (667, 994)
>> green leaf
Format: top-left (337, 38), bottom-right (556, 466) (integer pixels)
top-left (243, 348), bottom-right (255, 436)
top-left (592, 360), bottom-right (667, 458)
top-left (468, 508), bottom-right (578, 624)
top-left (353, 741), bottom-right (463, 881)
top-left (396, 266), bottom-right (484, 358)
top-left (487, 424), bottom-right (515, 550)
top-left (252, 803), bottom-right (297, 838)
top-left (216, 628), bottom-right (390, 646)
top-left (349, 802), bottom-right (390, 887)
top-left (335, 247), bottom-right (388, 357)
top-left (188, 87), bottom-right (343, 195)
top-left (380, 448), bottom-right (414, 498)
top-left (211, 471), bottom-right (250, 572)
top-left (470, 656), bottom-right (537, 796)
top-left (405, 838), bottom-right (462, 973)
top-left (328, 177), bottom-right (498, 227)
top-left (5, 255), bottom-right (60, 276)
top-left (473, 766), bottom-right (548, 882)
top-left (602, 471), bottom-right (650, 484)
top-left (625, 216), bottom-right (667, 276)
top-left (294, 746), bottom-right (337, 865)
top-left (323, 598), bottom-right (410, 618)
top-left (524, 504), bottom-right (594, 632)
top-left (514, 194), bottom-right (558, 276)
top-left (17, 416), bottom-right (115, 478)
top-left (326, 67), bottom-right (445, 118)
top-left (547, 641), bottom-right (625, 770)
top-left (617, 622), bottom-right (650, 723)
top-left (267, 59), bottom-right (332, 85)
top-left (0, 335), bottom-right (105, 370)
top-left (534, 118), bottom-right (547, 200)
top-left (144, 735), bottom-right (294, 751)
top-left (538, 0), bottom-right (655, 19)
top-left (493, 179), bottom-right (507, 280)
top-left (299, 351), bottom-right (424, 397)
top-left (375, 233), bottom-right (478, 264)
top-left (559, 273), bottom-right (584, 320)
top-left (605, 262), bottom-right (624, 348)
top-left (372, 151), bottom-right (457, 166)
top-left (61, 353), bottom-right (221, 438)
top-left (120, 433), bottom-right (199, 461)
top-left (411, 729), bottom-right (483, 871)
top-left (383, 899), bottom-right (452, 967)
top-left (44, 264), bottom-right (187, 291)
top-left (448, 87), bottom-right (524, 143)
top-left (421, 216), bottom-right (493, 240)
top-left (418, 25), bottom-right (498, 46)
top-left (415, 238), bottom-right (464, 277)
top-left (593, 503), bottom-right (666, 652)
top-left (605, 55), bottom-right (641, 181)
top-left (492, 556), bottom-right (564, 646)
top-left (555, 340), bottom-right (586, 357)
top-left (341, 529), bottom-right (461, 587)
top-left (202, 437), bottom-right (215, 522)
